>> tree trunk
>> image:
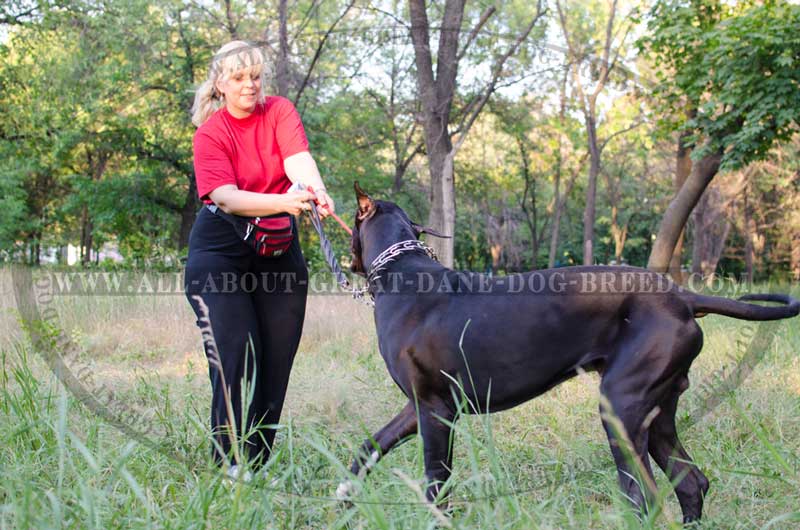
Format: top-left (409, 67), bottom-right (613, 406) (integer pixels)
top-left (548, 70), bottom-right (568, 269)
top-left (276, 0), bottom-right (290, 98)
top-left (80, 205), bottom-right (93, 266)
top-left (408, 0), bottom-right (542, 266)
top-left (223, 0), bottom-right (238, 38)
top-left (517, 138), bottom-right (538, 268)
top-left (583, 111), bottom-right (600, 265)
top-left (393, 165), bottom-right (404, 194)
top-left (647, 149), bottom-right (723, 272)
top-left (690, 186), bottom-right (730, 279)
top-left (408, 0), bottom-right (464, 267)
top-left (531, 174), bottom-right (538, 266)
top-left (557, 0), bottom-right (619, 266)
top-left (791, 230), bottom-right (800, 282)
top-left (31, 234), bottom-right (41, 266)
top-left (80, 151), bottom-right (108, 266)
top-left (427, 150), bottom-right (457, 267)
top-left (487, 210), bottom-right (503, 273)
top-left (610, 205), bottom-right (628, 263)
top-left (668, 127), bottom-right (694, 281)
top-left (548, 186), bottom-right (562, 268)
top-left (179, 176), bottom-right (199, 250)
top-left (742, 184), bottom-right (754, 283)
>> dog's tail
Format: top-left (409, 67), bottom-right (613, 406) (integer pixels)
top-left (686, 292), bottom-right (800, 321)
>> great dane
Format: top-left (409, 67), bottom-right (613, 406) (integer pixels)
top-left (336, 183), bottom-right (799, 523)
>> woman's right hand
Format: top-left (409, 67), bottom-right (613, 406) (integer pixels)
top-left (281, 190), bottom-right (317, 216)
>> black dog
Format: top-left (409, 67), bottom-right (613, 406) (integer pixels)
top-left (336, 183), bottom-right (799, 523)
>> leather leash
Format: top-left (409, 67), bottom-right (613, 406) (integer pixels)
top-left (297, 184), bottom-right (375, 305)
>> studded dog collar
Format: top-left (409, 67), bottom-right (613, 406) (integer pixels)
top-left (365, 239), bottom-right (439, 291)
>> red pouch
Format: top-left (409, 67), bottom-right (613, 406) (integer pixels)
top-left (205, 204), bottom-right (295, 258)
top-left (245, 215), bottom-right (294, 257)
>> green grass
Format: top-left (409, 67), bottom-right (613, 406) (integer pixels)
top-left (1, 275), bottom-right (799, 529)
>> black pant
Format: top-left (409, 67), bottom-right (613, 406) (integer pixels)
top-left (184, 207), bottom-right (307, 466)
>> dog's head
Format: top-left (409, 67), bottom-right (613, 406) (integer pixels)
top-left (350, 181), bottom-right (448, 276)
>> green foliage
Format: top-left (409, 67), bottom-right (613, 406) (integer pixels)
top-left (0, 0), bottom-right (798, 276)
top-left (642, 0), bottom-right (800, 170)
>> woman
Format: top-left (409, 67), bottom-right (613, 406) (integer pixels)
top-left (185, 40), bottom-right (333, 477)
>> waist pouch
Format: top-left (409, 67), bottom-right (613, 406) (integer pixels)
top-left (206, 204), bottom-right (294, 257)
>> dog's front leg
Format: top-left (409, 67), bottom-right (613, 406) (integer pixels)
top-left (350, 401), bottom-right (417, 478)
top-left (336, 401), bottom-right (418, 500)
top-left (419, 399), bottom-right (457, 507)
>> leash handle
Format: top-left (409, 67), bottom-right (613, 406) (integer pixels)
top-left (306, 185), bottom-right (353, 236)
top-left (295, 183), bottom-right (351, 290)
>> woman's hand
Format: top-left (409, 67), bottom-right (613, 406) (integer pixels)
top-left (313, 188), bottom-right (335, 219)
top-left (283, 152), bottom-right (334, 219)
top-left (281, 190), bottom-right (317, 216)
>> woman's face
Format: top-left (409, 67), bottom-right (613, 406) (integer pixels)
top-left (216, 65), bottom-right (262, 118)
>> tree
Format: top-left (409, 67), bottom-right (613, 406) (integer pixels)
top-left (408, 0), bottom-right (546, 267)
top-left (689, 172), bottom-right (744, 278)
top-left (556, 0), bottom-right (639, 265)
top-left (547, 67), bottom-right (585, 269)
top-left (643, 0), bottom-right (800, 273)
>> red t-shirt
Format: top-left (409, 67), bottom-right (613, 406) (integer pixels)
top-left (193, 96), bottom-right (310, 203)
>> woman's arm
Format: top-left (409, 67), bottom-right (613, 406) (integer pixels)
top-left (209, 184), bottom-right (316, 217)
top-left (283, 151), bottom-right (336, 217)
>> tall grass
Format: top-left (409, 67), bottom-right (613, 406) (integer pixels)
top-left (1, 272), bottom-right (799, 528)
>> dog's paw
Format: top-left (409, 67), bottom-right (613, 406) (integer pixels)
top-left (335, 479), bottom-right (358, 502)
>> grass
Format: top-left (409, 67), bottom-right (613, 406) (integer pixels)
top-left (1, 268), bottom-right (799, 528)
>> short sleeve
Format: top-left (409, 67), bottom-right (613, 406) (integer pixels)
top-left (193, 129), bottom-right (236, 201)
top-left (272, 97), bottom-right (310, 159)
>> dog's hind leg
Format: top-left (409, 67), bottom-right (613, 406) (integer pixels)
top-left (600, 315), bottom-right (703, 519)
top-left (336, 401), bottom-right (417, 500)
top-left (599, 388), bottom-right (657, 517)
top-left (599, 336), bottom-right (664, 515)
top-left (647, 376), bottom-right (709, 524)
top-left (418, 398), bottom-right (458, 506)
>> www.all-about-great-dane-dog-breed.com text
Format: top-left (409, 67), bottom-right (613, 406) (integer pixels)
top-left (335, 183), bottom-right (799, 524)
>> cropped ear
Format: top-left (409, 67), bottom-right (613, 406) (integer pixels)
top-left (411, 221), bottom-right (451, 239)
top-left (350, 223), bottom-right (366, 275)
top-left (354, 181), bottom-right (376, 222)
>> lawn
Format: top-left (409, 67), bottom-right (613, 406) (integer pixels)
top-left (1, 269), bottom-right (799, 529)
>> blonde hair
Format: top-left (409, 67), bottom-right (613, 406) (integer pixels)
top-left (191, 40), bottom-right (270, 127)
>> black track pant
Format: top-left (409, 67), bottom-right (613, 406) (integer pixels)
top-left (184, 207), bottom-right (307, 466)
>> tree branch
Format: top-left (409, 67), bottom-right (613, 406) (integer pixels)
top-left (362, 1), bottom-right (409, 29)
top-left (222, 0), bottom-right (238, 38)
top-left (599, 120), bottom-right (644, 154)
top-left (294, 0), bottom-right (356, 104)
top-left (433, 0), bottom-right (467, 111)
top-left (400, 140), bottom-right (425, 173)
top-left (408, 0), bottom-right (436, 117)
top-left (292, 0), bottom-right (323, 42)
top-left (452, 0), bottom-right (545, 154)
top-left (555, 0), bottom-right (580, 59)
top-left (456, 6), bottom-right (496, 62)
top-left (0, 6), bottom-right (36, 25)
top-left (190, 1), bottom-right (224, 31)
top-left (133, 143), bottom-right (193, 176)
top-left (600, 16), bottom-right (634, 97)
top-left (276, 0), bottom-right (290, 97)
top-left (594, 0), bottom-right (618, 99)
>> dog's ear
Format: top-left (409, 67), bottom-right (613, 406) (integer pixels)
top-left (354, 181), bottom-right (376, 222)
top-left (411, 221), bottom-right (451, 239)
top-left (350, 223), bottom-right (366, 275)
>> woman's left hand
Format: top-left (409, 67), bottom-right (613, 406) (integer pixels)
top-left (313, 188), bottom-right (335, 219)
